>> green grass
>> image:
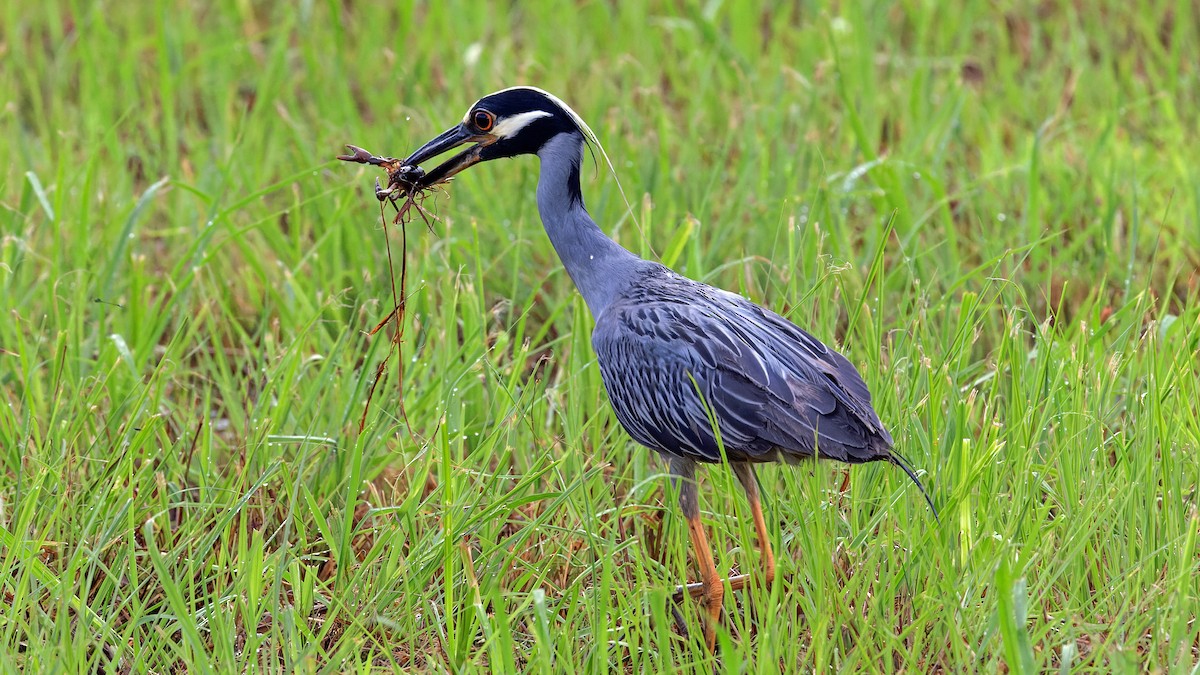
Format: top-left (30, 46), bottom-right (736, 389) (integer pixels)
top-left (2, 0), bottom-right (1198, 671)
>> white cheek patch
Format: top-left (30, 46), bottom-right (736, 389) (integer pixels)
top-left (492, 110), bottom-right (553, 138)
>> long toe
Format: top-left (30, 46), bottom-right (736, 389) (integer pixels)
top-left (670, 604), bottom-right (690, 639)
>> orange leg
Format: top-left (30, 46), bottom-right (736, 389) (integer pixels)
top-left (670, 460), bottom-right (782, 650)
top-left (733, 462), bottom-right (775, 586)
top-left (670, 458), bottom-right (739, 650)
top-left (685, 509), bottom-right (723, 651)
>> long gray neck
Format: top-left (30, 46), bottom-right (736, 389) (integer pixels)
top-left (535, 133), bottom-right (642, 318)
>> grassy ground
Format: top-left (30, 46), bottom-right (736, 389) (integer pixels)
top-left (2, 1), bottom-right (1198, 672)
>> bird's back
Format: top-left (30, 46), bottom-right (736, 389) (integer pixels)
top-left (592, 265), bottom-right (893, 466)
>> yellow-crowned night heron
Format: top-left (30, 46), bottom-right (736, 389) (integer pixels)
top-left (399, 87), bottom-right (936, 650)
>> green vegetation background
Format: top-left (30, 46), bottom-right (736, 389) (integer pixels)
top-left (2, 1), bottom-right (1197, 672)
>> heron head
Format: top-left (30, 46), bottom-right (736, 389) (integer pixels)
top-left (402, 87), bottom-right (591, 187)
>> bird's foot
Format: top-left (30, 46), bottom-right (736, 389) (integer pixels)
top-left (669, 604), bottom-right (690, 639)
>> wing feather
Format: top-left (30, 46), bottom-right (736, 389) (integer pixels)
top-left (591, 270), bottom-right (891, 464)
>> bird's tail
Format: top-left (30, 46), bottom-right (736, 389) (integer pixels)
top-left (887, 451), bottom-right (940, 523)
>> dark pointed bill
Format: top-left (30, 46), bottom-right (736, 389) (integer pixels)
top-left (402, 124), bottom-right (494, 188)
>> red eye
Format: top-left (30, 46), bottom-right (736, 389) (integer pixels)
top-left (473, 110), bottom-right (494, 131)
